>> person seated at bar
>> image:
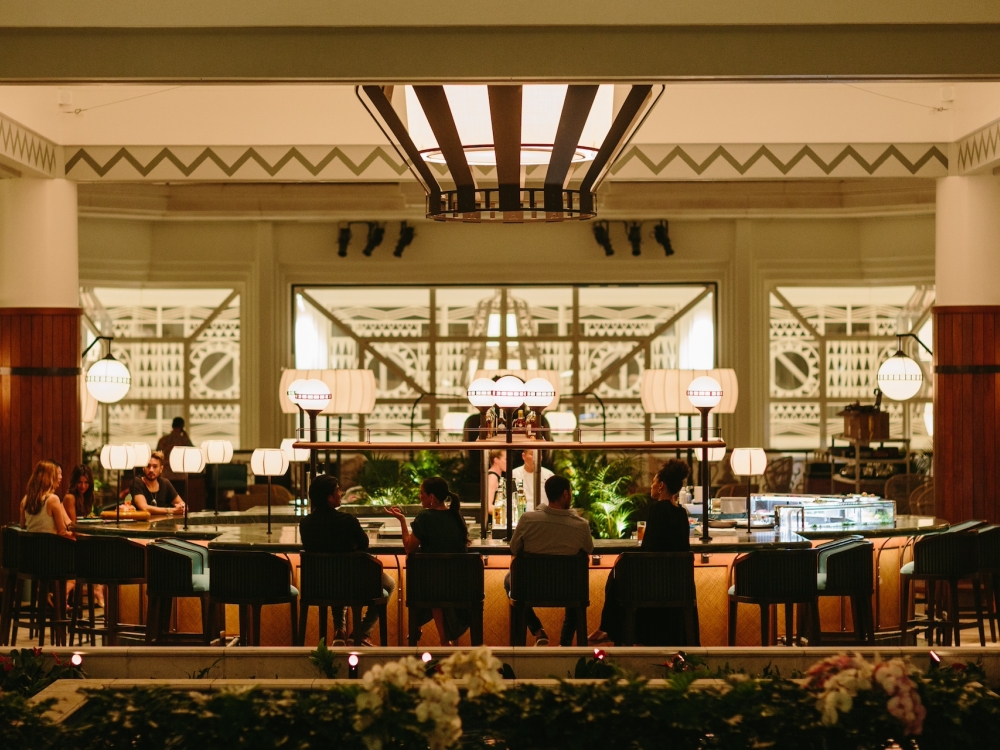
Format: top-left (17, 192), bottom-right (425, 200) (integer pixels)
top-left (387, 476), bottom-right (470, 646)
top-left (129, 450), bottom-right (186, 516)
top-left (593, 459), bottom-right (691, 645)
top-left (506, 474), bottom-right (594, 646)
top-left (20, 459), bottom-right (72, 538)
top-left (487, 450), bottom-right (506, 504)
top-left (63, 464), bottom-right (104, 607)
top-left (300, 474), bottom-right (396, 646)
top-left (511, 449), bottom-right (553, 512)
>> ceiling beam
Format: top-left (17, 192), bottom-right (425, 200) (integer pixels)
top-left (544, 85), bottom-right (598, 213)
top-left (488, 85), bottom-right (522, 213)
top-left (412, 85), bottom-right (476, 213)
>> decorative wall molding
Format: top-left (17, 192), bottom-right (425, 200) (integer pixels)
top-left (610, 143), bottom-right (948, 180)
top-left (956, 118), bottom-right (1000, 174)
top-left (0, 113), bottom-right (59, 178)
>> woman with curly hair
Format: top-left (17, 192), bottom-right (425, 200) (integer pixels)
top-left (19, 459), bottom-right (71, 537)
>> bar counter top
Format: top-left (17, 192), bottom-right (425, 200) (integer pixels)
top-left (73, 507), bottom-right (949, 553)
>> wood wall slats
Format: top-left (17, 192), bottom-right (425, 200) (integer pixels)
top-left (934, 307), bottom-right (1000, 524)
top-left (0, 309), bottom-right (82, 531)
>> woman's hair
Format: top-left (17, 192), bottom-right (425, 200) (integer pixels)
top-left (308, 474), bottom-right (339, 511)
top-left (655, 459), bottom-right (690, 496)
top-left (488, 450), bottom-right (504, 467)
top-left (421, 475), bottom-right (468, 541)
top-left (68, 464), bottom-right (95, 517)
top-left (23, 460), bottom-right (61, 516)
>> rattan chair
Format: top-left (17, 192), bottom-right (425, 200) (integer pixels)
top-left (815, 537), bottom-right (875, 645)
top-left (208, 550), bottom-right (299, 646)
top-left (406, 553), bottom-right (485, 646)
top-left (11, 532), bottom-right (76, 647)
top-left (613, 551), bottom-right (699, 646)
top-left (70, 535), bottom-right (146, 646)
top-left (146, 539), bottom-right (218, 645)
top-left (299, 552), bottom-right (390, 647)
top-left (908, 482), bottom-right (936, 516)
top-left (883, 475), bottom-right (929, 516)
top-left (763, 456), bottom-right (794, 494)
top-left (728, 549), bottom-right (820, 646)
top-left (508, 552), bottom-right (589, 647)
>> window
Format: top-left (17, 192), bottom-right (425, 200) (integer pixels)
top-left (81, 287), bottom-right (241, 450)
top-left (768, 285), bottom-right (933, 450)
top-left (293, 284), bottom-right (715, 440)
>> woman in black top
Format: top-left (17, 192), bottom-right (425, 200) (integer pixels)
top-left (597, 459), bottom-right (691, 644)
top-left (386, 476), bottom-right (469, 645)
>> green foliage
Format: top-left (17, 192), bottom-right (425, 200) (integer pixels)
top-left (0, 648), bottom-right (85, 698)
top-left (310, 638), bottom-right (340, 679)
top-left (553, 451), bottom-right (648, 539)
top-left (186, 657), bottom-right (222, 680)
top-left (0, 691), bottom-right (55, 747)
top-left (346, 450), bottom-right (467, 505)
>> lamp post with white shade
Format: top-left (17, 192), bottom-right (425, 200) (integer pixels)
top-left (877, 333), bottom-right (932, 401)
top-left (101, 444), bottom-right (135, 525)
top-left (124, 442), bottom-right (152, 505)
top-left (467, 377), bottom-right (497, 440)
top-left (201, 440), bottom-right (234, 516)
top-left (169, 446), bottom-right (206, 530)
top-left (288, 379), bottom-right (332, 480)
top-left (280, 437), bottom-right (309, 506)
top-left (252, 449), bottom-right (289, 536)
top-left (730, 448), bottom-right (768, 536)
top-left (686, 375), bottom-right (724, 544)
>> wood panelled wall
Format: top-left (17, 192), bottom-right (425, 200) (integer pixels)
top-left (0, 308), bottom-right (81, 529)
top-left (933, 306), bottom-right (1000, 523)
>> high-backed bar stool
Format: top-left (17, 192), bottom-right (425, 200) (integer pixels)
top-left (406, 553), bottom-right (485, 646)
top-left (208, 550), bottom-right (298, 646)
top-left (900, 528), bottom-right (986, 647)
top-left (508, 553), bottom-right (589, 647)
top-left (976, 525), bottom-right (1000, 642)
top-left (299, 552), bottom-right (390, 647)
top-left (815, 537), bottom-right (875, 645)
top-left (12, 532), bottom-right (76, 647)
top-left (146, 539), bottom-right (217, 645)
top-left (728, 549), bottom-right (819, 646)
top-left (70, 535), bottom-right (147, 646)
top-left (613, 551), bottom-right (700, 646)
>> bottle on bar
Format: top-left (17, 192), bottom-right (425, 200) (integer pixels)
top-left (525, 409), bottom-right (537, 437)
top-left (513, 409), bottom-right (526, 433)
top-left (493, 478), bottom-right (506, 527)
top-left (485, 407), bottom-right (495, 439)
top-left (516, 480), bottom-right (527, 521)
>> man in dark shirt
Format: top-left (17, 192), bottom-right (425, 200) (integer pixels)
top-left (130, 451), bottom-right (186, 516)
top-left (300, 475), bottom-right (396, 645)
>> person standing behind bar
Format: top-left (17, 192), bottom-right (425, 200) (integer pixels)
top-left (300, 475), bottom-right (396, 646)
top-left (506, 474), bottom-right (594, 646)
top-left (20, 460), bottom-right (72, 537)
top-left (486, 450), bottom-right (506, 505)
top-left (157, 416), bottom-right (193, 491)
top-left (130, 451), bottom-right (186, 516)
top-left (511, 449), bottom-right (553, 512)
top-left (594, 459), bottom-right (691, 645)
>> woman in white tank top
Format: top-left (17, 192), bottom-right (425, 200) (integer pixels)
top-left (19, 460), bottom-right (72, 538)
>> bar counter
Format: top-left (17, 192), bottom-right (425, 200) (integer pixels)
top-left (76, 509), bottom-right (947, 647)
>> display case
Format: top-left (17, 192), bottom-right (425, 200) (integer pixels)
top-left (749, 493), bottom-right (896, 531)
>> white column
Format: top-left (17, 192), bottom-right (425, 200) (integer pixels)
top-left (0, 178), bottom-right (78, 308)
top-left (935, 175), bottom-right (1000, 306)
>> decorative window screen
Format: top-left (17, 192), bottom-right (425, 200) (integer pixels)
top-left (81, 287), bottom-right (241, 450)
top-left (294, 284), bottom-right (715, 441)
top-left (768, 285), bottom-right (933, 450)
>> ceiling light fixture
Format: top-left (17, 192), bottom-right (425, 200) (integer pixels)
top-left (357, 84), bottom-right (663, 222)
top-left (592, 221), bottom-right (614, 256)
top-left (626, 221), bottom-right (642, 256)
top-left (362, 222), bottom-right (386, 256)
top-left (654, 220), bottom-right (674, 256)
top-left (394, 221), bottom-right (416, 257)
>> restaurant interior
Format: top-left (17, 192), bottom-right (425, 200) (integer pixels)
top-left (2, 4), bottom-right (1000, 746)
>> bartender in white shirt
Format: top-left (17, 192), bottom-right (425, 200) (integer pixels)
top-left (511, 449), bottom-right (553, 512)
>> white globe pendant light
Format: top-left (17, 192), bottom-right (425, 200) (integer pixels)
top-left (467, 377), bottom-right (497, 409)
top-left (493, 375), bottom-right (526, 410)
top-left (86, 353), bottom-right (131, 404)
top-left (877, 351), bottom-right (923, 401)
top-left (523, 377), bottom-right (556, 411)
top-left (685, 376), bottom-right (723, 410)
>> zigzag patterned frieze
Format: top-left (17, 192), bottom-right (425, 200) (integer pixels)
top-left (610, 144), bottom-right (948, 178)
top-left (0, 115), bottom-right (58, 175)
top-left (65, 145), bottom-right (411, 179)
top-left (957, 121), bottom-right (1000, 173)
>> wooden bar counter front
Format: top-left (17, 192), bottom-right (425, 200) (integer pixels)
top-left (79, 508), bottom-right (946, 648)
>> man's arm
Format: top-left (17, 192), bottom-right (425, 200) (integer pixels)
top-left (509, 520), bottom-right (525, 556)
top-left (578, 520), bottom-right (595, 553)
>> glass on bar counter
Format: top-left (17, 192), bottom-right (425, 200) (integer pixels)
top-left (748, 494), bottom-right (896, 530)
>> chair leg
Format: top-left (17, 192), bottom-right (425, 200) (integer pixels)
top-left (251, 604), bottom-right (262, 646)
top-left (37, 579), bottom-right (51, 647)
top-left (87, 585), bottom-right (97, 647)
top-left (408, 607), bottom-right (421, 647)
top-left (992, 573), bottom-right (1000, 644)
top-left (623, 607), bottom-right (636, 646)
top-left (683, 607), bottom-right (697, 647)
top-left (379, 604), bottom-right (390, 647)
top-left (290, 600), bottom-right (299, 647)
top-left (949, 580), bottom-right (961, 648)
top-left (926, 580), bottom-right (938, 645)
top-left (70, 580), bottom-right (84, 646)
top-left (759, 603), bottom-right (770, 646)
top-left (201, 596), bottom-right (213, 646)
top-left (576, 607), bottom-right (588, 647)
top-left (319, 605), bottom-right (328, 644)
top-left (298, 600), bottom-right (309, 647)
top-left (351, 605), bottom-right (364, 646)
top-left (900, 575), bottom-right (911, 645)
top-left (469, 604), bottom-right (483, 647)
top-left (238, 604), bottom-right (249, 646)
top-left (809, 599), bottom-right (822, 647)
top-left (10, 579), bottom-right (23, 646)
top-left (28, 580), bottom-right (38, 640)
top-left (145, 595), bottom-right (159, 645)
top-left (783, 603), bottom-right (794, 646)
top-left (107, 584), bottom-right (120, 647)
top-left (692, 606), bottom-right (701, 647)
top-left (973, 578), bottom-right (987, 647)
top-left (727, 599), bottom-right (738, 646)
top-left (850, 594), bottom-right (865, 645)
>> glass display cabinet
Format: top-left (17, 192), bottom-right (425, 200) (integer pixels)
top-left (749, 494), bottom-right (896, 531)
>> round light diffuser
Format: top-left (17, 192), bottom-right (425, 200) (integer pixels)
top-left (251, 448), bottom-right (289, 477)
top-left (523, 377), bottom-right (556, 410)
top-left (86, 354), bottom-right (132, 404)
top-left (292, 378), bottom-right (332, 412)
top-left (545, 411), bottom-right (578, 433)
top-left (125, 442), bottom-right (152, 468)
top-left (280, 438), bottom-right (309, 462)
top-left (686, 375), bottom-right (723, 410)
top-left (467, 377), bottom-right (497, 409)
top-left (100, 444), bottom-right (135, 471)
top-left (201, 440), bottom-right (234, 464)
top-left (877, 351), bottom-right (923, 401)
top-left (730, 448), bottom-right (768, 476)
top-left (169, 445), bottom-right (206, 474)
top-left (493, 375), bottom-right (526, 409)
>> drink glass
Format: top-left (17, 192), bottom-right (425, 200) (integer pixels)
top-left (636, 521), bottom-right (646, 541)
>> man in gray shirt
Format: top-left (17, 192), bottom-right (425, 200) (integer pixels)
top-left (506, 474), bottom-right (594, 646)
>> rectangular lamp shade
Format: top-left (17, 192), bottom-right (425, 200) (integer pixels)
top-left (125, 442), bottom-right (152, 468)
top-left (639, 369), bottom-right (739, 415)
top-left (471, 369), bottom-right (561, 409)
top-left (278, 368), bottom-right (377, 415)
top-left (730, 447), bottom-right (767, 476)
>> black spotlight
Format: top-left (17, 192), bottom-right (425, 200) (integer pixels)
top-left (362, 222), bottom-right (385, 256)
top-left (394, 221), bottom-right (416, 258)
top-left (592, 221), bottom-right (614, 256)
top-left (337, 226), bottom-right (352, 257)
top-left (654, 220), bottom-right (674, 256)
top-left (625, 221), bottom-right (642, 256)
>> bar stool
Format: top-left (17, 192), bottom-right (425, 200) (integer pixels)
top-left (299, 552), bottom-right (390, 647)
top-left (976, 525), bottom-right (1000, 642)
top-left (613, 551), bottom-right (700, 646)
top-left (406, 553), bottom-right (485, 646)
top-left (146, 539), bottom-right (218, 645)
top-left (900, 528), bottom-right (986, 646)
top-left (815, 537), bottom-right (875, 645)
top-left (728, 549), bottom-right (819, 646)
top-left (11, 532), bottom-right (76, 647)
top-left (70, 535), bottom-right (147, 646)
top-left (508, 552), bottom-right (589, 647)
top-left (208, 550), bottom-right (298, 646)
